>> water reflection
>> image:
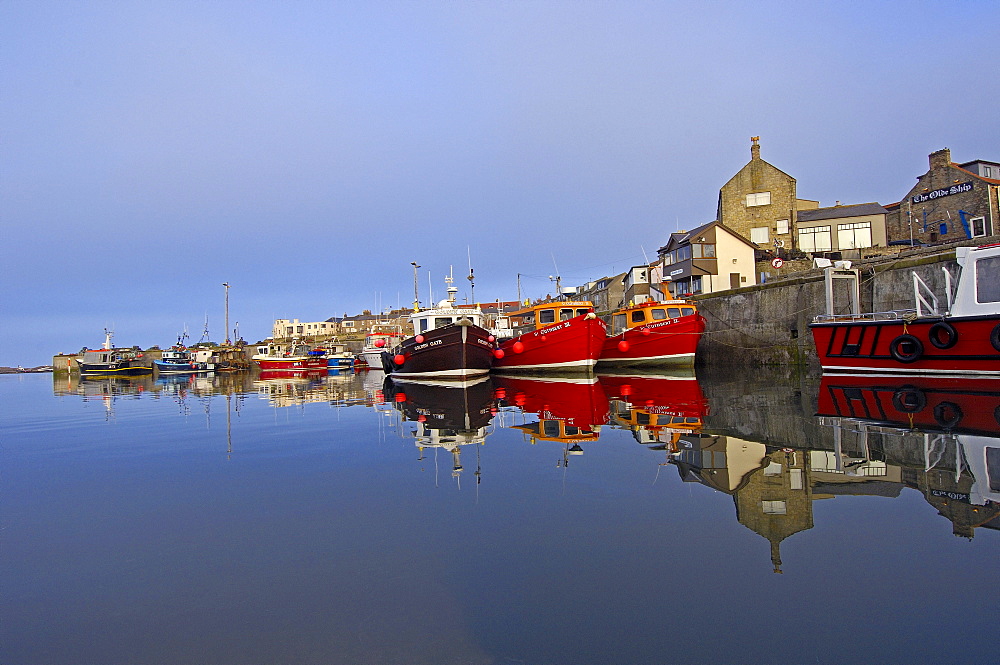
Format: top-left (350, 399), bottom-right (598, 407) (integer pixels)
top-left (50, 368), bottom-right (1000, 556)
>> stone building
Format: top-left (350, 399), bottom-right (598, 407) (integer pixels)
top-left (885, 148), bottom-right (1000, 243)
top-left (717, 137), bottom-right (818, 252)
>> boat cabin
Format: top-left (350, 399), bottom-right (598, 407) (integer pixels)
top-left (410, 302), bottom-right (486, 334)
top-left (503, 301), bottom-right (594, 333)
top-left (610, 299), bottom-right (697, 335)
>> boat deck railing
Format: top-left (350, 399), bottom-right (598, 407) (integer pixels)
top-left (813, 308), bottom-right (918, 324)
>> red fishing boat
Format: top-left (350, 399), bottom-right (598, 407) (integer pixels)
top-left (493, 374), bottom-right (609, 435)
top-left (598, 299), bottom-right (704, 368)
top-left (251, 341), bottom-right (328, 371)
top-left (492, 301), bottom-right (606, 373)
top-left (810, 243), bottom-right (1000, 375)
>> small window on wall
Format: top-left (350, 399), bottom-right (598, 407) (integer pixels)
top-left (971, 216), bottom-right (989, 238)
top-left (746, 192), bottom-right (771, 207)
top-left (750, 227), bottom-right (769, 244)
top-left (776, 219), bottom-right (789, 234)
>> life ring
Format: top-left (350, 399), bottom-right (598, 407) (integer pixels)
top-left (933, 401), bottom-right (963, 429)
top-left (991, 322), bottom-right (1000, 352)
top-left (889, 334), bottom-right (923, 363)
top-left (928, 322), bottom-right (958, 350)
top-left (892, 386), bottom-right (926, 413)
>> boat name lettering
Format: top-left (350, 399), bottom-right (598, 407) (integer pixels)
top-left (413, 339), bottom-right (444, 351)
top-left (911, 181), bottom-right (972, 204)
top-left (477, 338), bottom-right (492, 347)
top-left (930, 489), bottom-right (969, 502)
top-left (646, 319), bottom-right (677, 330)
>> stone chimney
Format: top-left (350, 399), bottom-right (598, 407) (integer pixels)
top-left (750, 136), bottom-right (761, 160)
top-left (929, 148), bottom-right (952, 170)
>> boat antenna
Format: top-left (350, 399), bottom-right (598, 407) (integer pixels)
top-left (446, 266), bottom-right (458, 304)
top-left (550, 253), bottom-right (561, 299)
top-left (103, 327), bottom-right (114, 349)
top-left (410, 262), bottom-right (421, 312)
top-left (467, 246), bottom-right (475, 306)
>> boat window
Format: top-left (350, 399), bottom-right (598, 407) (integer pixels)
top-left (667, 307), bottom-right (681, 318)
top-left (565, 426), bottom-right (580, 436)
top-left (681, 307), bottom-right (695, 316)
top-left (419, 319), bottom-right (429, 333)
top-left (631, 310), bottom-right (646, 323)
top-left (651, 309), bottom-right (667, 320)
top-left (576, 308), bottom-right (590, 317)
top-left (542, 421), bottom-right (560, 437)
top-left (434, 317), bottom-right (453, 328)
top-left (539, 309), bottom-right (556, 324)
top-left (976, 256), bottom-right (1000, 303)
top-left (613, 314), bottom-right (626, 332)
top-left (559, 309), bottom-right (574, 321)
top-left (637, 413), bottom-right (650, 426)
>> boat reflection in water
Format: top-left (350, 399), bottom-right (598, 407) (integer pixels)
top-left (493, 374), bottom-right (609, 464)
top-left (817, 373), bottom-right (1000, 516)
top-left (599, 369), bottom-right (708, 449)
top-left (386, 376), bottom-right (498, 488)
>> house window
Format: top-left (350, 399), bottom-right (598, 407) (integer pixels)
top-left (985, 166), bottom-right (993, 177)
top-left (691, 276), bottom-right (702, 294)
top-left (799, 225), bottom-right (832, 252)
top-left (746, 192), bottom-right (771, 207)
top-left (837, 221), bottom-right (873, 249)
top-left (776, 219), bottom-right (789, 234)
top-left (971, 216), bottom-right (990, 238)
top-left (750, 227), bottom-right (769, 244)
top-left (692, 243), bottom-right (716, 258)
top-left (762, 500), bottom-right (787, 515)
top-left (342, 321), bottom-right (354, 327)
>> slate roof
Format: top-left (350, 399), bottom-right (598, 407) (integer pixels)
top-left (797, 202), bottom-right (887, 222)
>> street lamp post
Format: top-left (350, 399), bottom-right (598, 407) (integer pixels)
top-left (222, 282), bottom-right (230, 344)
top-left (410, 262), bottom-right (421, 312)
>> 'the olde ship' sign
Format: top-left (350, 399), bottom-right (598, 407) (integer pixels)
top-left (911, 181), bottom-right (973, 204)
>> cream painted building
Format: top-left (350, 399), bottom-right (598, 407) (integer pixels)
top-left (656, 220), bottom-right (758, 297)
top-left (795, 202), bottom-right (888, 253)
top-left (271, 318), bottom-right (338, 340)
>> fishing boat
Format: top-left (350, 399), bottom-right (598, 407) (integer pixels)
top-left (319, 340), bottom-right (355, 371)
top-left (383, 277), bottom-right (495, 381)
top-left (491, 301), bottom-right (606, 373)
top-left (78, 330), bottom-right (152, 376)
top-left (599, 370), bottom-right (707, 443)
top-left (252, 340), bottom-right (328, 371)
top-left (360, 325), bottom-right (405, 369)
top-left (598, 299), bottom-right (704, 368)
top-left (153, 348), bottom-right (197, 374)
top-left (810, 242), bottom-right (1000, 375)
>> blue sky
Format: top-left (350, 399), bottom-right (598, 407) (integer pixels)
top-left (3, 1), bottom-right (999, 366)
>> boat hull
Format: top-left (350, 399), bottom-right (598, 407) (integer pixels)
top-left (494, 314), bottom-right (606, 373)
top-left (79, 363), bottom-right (152, 376)
top-left (387, 322), bottom-right (494, 380)
top-left (493, 374), bottom-right (609, 430)
top-left (810, 315), bottom-right (1000, 375)
top-left (598, 314), bottom-right (704, 368)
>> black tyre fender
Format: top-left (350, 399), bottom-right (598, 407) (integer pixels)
top-left (991, 322), bottom-right (1000, 353)
top-left (889, 334), bottom-right (923, 363)
top-left (892, 386), bottom-right (926, 414)
top-left (928, 322), bottom-right (958, 350)
top-left (933, 401), bottom-right (963, 429)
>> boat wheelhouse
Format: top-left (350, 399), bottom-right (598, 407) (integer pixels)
top-left (809, 243), bottom-right (1000, 375)
top-left (492, 300), bottom-right (606, 373)
top-left (598, 299), bottom-right (704, 368)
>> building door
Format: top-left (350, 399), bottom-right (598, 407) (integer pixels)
top-left (730, 273), bottom-right (740, 289)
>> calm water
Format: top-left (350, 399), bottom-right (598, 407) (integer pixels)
top-left (2, 368), bottom-right (997, 665)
